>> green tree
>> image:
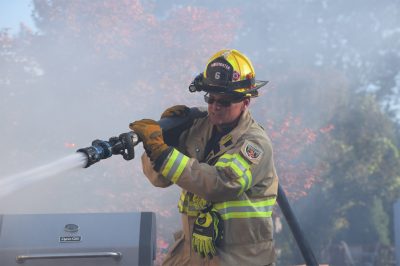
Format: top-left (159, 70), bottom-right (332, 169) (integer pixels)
top-left (298, 94), bottom-right (400, 264)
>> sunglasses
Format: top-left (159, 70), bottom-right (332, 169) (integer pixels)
top-left (204, 94), bottom-right (243, 107)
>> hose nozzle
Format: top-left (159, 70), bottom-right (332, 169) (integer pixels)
top-left (77, 131), bottom-right (139, 168)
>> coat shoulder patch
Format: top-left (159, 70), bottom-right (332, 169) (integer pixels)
top-left (240, 140), bottom-right (263, 164)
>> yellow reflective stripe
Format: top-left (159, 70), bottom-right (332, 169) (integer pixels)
top-left (161, 149), bottom-right (179, 177)
top-left (161, 149), bottom-right (189, 183)
top-left (171, 156), bottom-right (189, 183)
top-left (230, 156), bottom-right (252, 193)
top-left (215, 153), bottom-right (252, 195)
top-left (215, 198), bottom-right (276, 208)
top-left (221, 211), bottom-right (273, 219)
top-left (234, 155), bottom-right (252, 191)
top-left (214, 198), bottom-right (276, 220)
top-left (217, 204), bottom-right (274, 215)
top-left (215, 161), bottom-right (228, 168)
top-left (237, 178), bottom-right (246, 195)
top-left (245, 170), bottom-right (251, 190)
top-left (218, 154), bottom-right (250, 173)
top-left (235, 154), bottom-right (250, 169)
top-left (229, 161), bottom-right (244, 176)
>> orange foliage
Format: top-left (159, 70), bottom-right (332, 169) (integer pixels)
top-left (265, 115), bottom-right (333, 199)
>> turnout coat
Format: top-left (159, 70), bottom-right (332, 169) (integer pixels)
top-left (142, 109), bottom-right (279, 266)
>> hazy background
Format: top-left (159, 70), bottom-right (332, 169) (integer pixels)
top-left (1, 1), bottom-right (400, 265)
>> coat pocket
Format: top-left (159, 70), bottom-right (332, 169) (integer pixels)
top-left (223, 217), bottom-right (273, 244)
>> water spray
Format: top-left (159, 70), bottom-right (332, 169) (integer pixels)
top-left (0, 153), bottom-right (87, 198)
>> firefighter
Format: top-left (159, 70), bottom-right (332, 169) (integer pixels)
top-left (130, 49), bottom-right (279, 265)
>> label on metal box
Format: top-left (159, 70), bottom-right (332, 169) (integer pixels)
top-left (59, 236), bottom-right (82, 243)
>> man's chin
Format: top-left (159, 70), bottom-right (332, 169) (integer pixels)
top-left (209, 116), bottom-right (224, 126)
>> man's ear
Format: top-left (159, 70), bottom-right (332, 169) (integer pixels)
top-left (242, 98), bottom-right (250, 111)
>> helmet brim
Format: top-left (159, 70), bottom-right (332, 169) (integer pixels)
top-left (253, 80), bottom-right (269, 90)
top-left (202, 80), bottom-right (269, 97)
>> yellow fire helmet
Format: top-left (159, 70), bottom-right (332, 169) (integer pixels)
top-left (189, 49), bottom-right (268, 98)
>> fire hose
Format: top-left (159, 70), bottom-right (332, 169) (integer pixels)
top-left (76, 107), bottom-right (318, 266)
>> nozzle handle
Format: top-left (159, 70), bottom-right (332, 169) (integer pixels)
top-left (118, 132), bottom-right (138, 160)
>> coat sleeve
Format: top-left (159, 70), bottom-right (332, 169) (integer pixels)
top-left (141, 152), bottom-right (173, 188)
top-left (156, 135), bottom-right (276, 202)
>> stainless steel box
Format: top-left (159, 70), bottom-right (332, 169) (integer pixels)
top-left (0, 212), bottom-right (156, 266)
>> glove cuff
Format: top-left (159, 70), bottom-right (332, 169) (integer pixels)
top-left (153, 146), bottom-right (173, 172)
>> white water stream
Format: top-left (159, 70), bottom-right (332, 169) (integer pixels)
top-left (0, 153), bottom-right (87, 198)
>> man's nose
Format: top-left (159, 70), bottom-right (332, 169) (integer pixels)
top-left (210, 101), bottom-right (222, 110)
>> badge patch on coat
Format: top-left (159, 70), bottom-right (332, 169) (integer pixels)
top-left (241, 140), bottom-right (263, 164)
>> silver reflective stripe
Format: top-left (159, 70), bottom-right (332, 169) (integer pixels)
top-left (216, 155), bottom-right (249, 172)
top-left (216, 154), bottom-right (252, 194)
top-left (216, 205), bottom-right (274, 215)
top-left (214, 197), bottom-right (276, 219)
top-left (164, 152), bottom-right (185, 180)
top-left (231, 157), bottom-right (248, 174)
top-left (217, 157), bottom-right (230, 163)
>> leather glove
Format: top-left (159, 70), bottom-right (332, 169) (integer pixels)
top-left (129, 119), bottom-right (169, 162)
top-left (192, 208), bottom-right (224, 259)
top-left (161, 105), bottom-right (190, 119)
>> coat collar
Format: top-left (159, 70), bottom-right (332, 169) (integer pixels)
top-left (204, 109), bottom-right (253, 164)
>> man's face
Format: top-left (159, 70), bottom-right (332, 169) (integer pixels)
top-left (206, 93), bottom-right (249, 127)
